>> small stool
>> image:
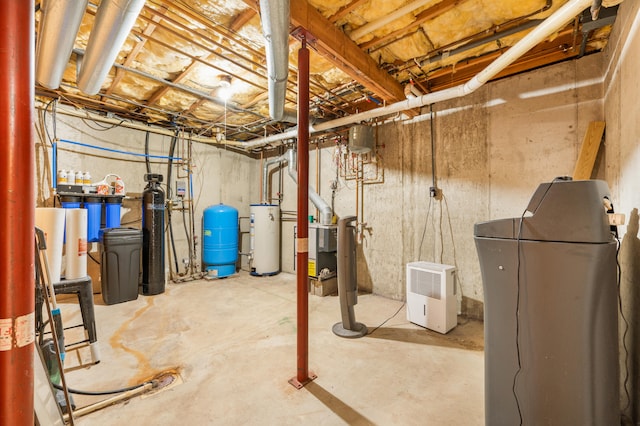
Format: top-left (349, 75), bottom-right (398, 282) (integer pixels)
top-left (53, 276), bottom-right (100, 363)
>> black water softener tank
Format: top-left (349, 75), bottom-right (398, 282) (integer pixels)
top-left (142, 173), bottom-right (165, 295)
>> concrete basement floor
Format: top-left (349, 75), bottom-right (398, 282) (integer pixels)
top-left (57, 271), bottom-right (484, 425)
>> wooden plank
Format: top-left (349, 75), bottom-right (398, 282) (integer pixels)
top-left (573, 121), bottom-right (606, 180)
top-left (290, 0), bottom-right (405, 103)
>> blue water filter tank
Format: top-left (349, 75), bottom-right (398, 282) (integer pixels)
top-left (202, 204), bottom-right (238, 278)
top-left (85, 196), bottom-right (102, 242)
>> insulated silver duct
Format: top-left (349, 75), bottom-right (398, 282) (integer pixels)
top-left (259, 0), bottom-right (297, 123)
top-left (261, 151), bottom-right (289, 203)
top-left (36, 0), bottom-right (88, 89)
top-left (285, 149), bottom-right (333, 225)
top-left (77, 0), bottom-right (145, 95)
top-left (261, 149), bottom-right (333, 225)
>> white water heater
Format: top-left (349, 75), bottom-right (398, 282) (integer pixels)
top-left (406, 261), bottom-right (457, 334)
top-left (250, 204), bottom-right (280, 276)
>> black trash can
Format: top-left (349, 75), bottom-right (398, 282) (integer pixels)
top-left (100, 228), bottom-right (142, 305)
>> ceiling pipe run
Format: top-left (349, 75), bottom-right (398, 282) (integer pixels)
top-left (242, 0), bottom-right (595, 150)
top-left (77, 0), bottom-right (146, 95)
top-left (259, 0), bottom-right (297, 124)
top-left (36, 0), bottom-right (88, 89)
top-left (349, 0), bottom-right (432, 41)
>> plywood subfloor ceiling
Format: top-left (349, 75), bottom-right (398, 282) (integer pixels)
top-left (35, 0), bottom-right (621, 148)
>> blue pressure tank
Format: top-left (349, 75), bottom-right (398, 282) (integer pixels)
top-left (202, 204), bottom-right (238, 278)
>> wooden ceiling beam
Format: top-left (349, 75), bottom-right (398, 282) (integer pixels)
top-left (328, 0), bottom-right (368, 23)
top-left (290, 0), bottom-right (405, 103)
top-left (359, 0), bottom-right (469, 51)
top-left (229, 6), bottom-right (258, 29)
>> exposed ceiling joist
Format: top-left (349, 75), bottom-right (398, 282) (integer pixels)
top-left (289, 0), bottom-right (406, 104)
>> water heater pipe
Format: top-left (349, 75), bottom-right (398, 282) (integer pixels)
top-left (285, 150), bottom-right (334, 225)
top-left (241, 0), bottom-right (593, 149)
top-left (261, 152), bottom-right (289, 203)
top-left (0, 2), bottom-right (35, 423)
top-left (261, 149), bottom-right (333, 225)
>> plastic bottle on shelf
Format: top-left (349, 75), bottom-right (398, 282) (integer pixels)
top-left (75, 170), bottom-right (84, 185)
top-left (115, 176), bottom-right (125, 195)
top-left (58, 169), bottom-right (68, 184)
top-left (83, 171), bottom-right (91, 185)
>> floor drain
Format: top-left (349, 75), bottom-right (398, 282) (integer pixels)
top-left (144, 370), bottom-right (183, 397)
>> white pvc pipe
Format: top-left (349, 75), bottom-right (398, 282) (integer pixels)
top-left (243, 0), bottom-right (592, 149)
top-left (77, 0), bottom-right (146, 95)
top-left (350, 0), bottom-right (432, 41)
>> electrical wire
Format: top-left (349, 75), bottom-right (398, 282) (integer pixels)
top-left (80, 117), bottom-right (124, 131)
top-left (513, 211), bottom-right (526, 426)
top-left (615, 235), bottom-right (632, 414)
top-left (442, 193), bottom-right (465, 313)
top-left (367, 302), bottom-right (406, 335)
top-left (512, 179), bottom-right (558, 425)
top-left (418, 196), bottom-right (433, 260)
top-left (88, 252), bottom-right (100, 265)
top-left (59, 139), bottom-right (183, 161)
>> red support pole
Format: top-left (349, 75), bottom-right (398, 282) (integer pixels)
top-left (0, 2), bottom-right (35, 424)
top-left (289, 38), bottom-right (315, 388)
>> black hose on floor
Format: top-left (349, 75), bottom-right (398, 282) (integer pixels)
top-left (51, 380), bottom-right (156, 396)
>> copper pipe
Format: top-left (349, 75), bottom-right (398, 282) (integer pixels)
top-left (315, 144), bottom-right (320, 220)
top-left (291, 38), bottom-right (313, 388)
top-left (0, 2), bottom-right (35, 424)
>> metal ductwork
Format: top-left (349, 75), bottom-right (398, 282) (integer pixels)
top-left (259, 0), bottom-right (297, 124)
top-left (77, 0), bottom-right (146, 95)
top-left (286, 149), bottom-right (333, 225)
top-left (261, 149), bottom-right (333, 225)
top-left (261, 151), bottom-right (289, 203)
top-left (36, 0), bottom-right (88, 89)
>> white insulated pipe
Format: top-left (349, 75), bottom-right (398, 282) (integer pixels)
top-left (77, 0), bottom-right (146, 95)
top-left (36, 0), bottom-right (88, 89)
top-left (243, 0), bottom-right (593, 149)
top-left (350, 0), bottom-right (433, 41)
